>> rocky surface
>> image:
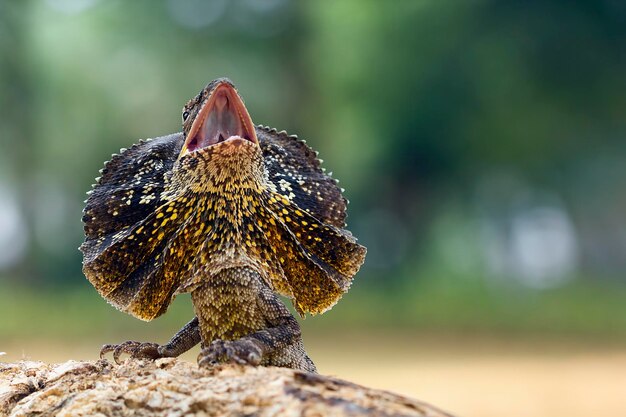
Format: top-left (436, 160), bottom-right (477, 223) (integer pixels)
top-left (0, 359), bottom-right (453, 417)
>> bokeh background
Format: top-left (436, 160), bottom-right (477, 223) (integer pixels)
top-left (1, 1), bottom-right (625, 416)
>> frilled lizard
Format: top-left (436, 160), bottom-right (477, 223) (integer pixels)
top-left (80, 78), bottom-right (366, 372)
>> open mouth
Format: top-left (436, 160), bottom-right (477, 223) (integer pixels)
top-left (181, 82), bottom-right (258, 156)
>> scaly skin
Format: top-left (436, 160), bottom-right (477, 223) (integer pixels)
top-left (82, 78), bottom-right (365, 372)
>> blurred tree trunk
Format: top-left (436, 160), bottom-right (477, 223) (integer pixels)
top-left (0, 0), bottom-right (38, 282)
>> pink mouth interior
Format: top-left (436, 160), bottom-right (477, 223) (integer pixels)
top-left (186, 86), bottom-right (256, 153)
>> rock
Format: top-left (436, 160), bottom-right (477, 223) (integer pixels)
top-left (0, 359), bottom-right (453, 417)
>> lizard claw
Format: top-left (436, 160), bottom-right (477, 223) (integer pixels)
top-left (100, 341), bottom-right (161, 364)
top-left (198, 338), bottom-right (262, 368)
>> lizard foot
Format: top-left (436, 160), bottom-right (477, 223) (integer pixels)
top-left (197, 338), bottom-right (262, 368)
top-left (100, 341), bottom-right (161, 364)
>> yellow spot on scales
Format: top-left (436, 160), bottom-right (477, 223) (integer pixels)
top-left (193, 224), bottom-right (205, 237)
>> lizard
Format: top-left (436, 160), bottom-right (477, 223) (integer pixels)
top-left (80, 78), bottom-right (366, 373)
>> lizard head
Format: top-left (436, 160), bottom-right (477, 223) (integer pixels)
top-left (163, 78), bottom-right (266, 202)
top-left (179, 78), bottom-right (258, 157)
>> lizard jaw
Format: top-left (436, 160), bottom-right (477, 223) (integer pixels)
top-left (181, 82), bottom-right (258, 157)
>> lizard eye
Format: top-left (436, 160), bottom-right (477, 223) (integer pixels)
top-left (182, 111), bottom-right (190, 121)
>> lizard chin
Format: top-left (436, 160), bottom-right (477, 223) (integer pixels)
top-left (181, 82), bottom-right (258, 157)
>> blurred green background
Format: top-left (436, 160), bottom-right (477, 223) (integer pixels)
top-left (1, 1), bottom-right (625, 416)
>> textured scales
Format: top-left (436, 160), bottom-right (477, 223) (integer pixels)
top-left (81, 78), bottom-right (366, 371)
